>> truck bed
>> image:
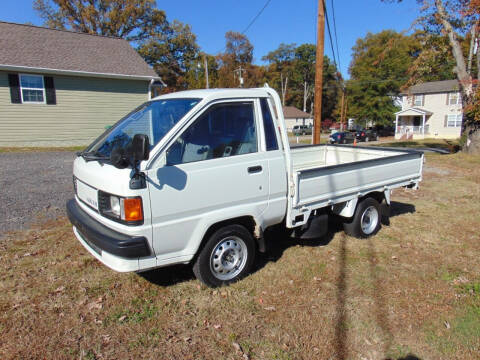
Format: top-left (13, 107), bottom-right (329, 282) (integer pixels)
top-left (288, 144), bottom-right (424, 227)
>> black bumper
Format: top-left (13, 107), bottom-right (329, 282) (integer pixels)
top-left (66, 199), bottom-right (151, 258)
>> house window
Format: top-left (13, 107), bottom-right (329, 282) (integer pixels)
top-left (447, 114), bottom-right (462, 127)
top-left (20, 74), bottom-right (45, 104)
top-left (448, 92), bottom-right (460, 105)
top-left (414, 94), bottom-right (423, 106)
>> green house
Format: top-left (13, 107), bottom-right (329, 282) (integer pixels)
top-left (0, 21), bottom-right (164, 147)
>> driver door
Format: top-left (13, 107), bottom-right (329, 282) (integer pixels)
top-left (146, 99), bottom-right (270, 260)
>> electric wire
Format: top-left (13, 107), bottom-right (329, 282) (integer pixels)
top-left (323, 0), bottom-right (339, 71)
top-left (330, 0), bottom-right (341, 72)
top-left (241, 0), bottom-right (273, 35)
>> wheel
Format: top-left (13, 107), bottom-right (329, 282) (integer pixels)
top-left (302, 132), bottom-right (306, 135)
top-left (376, 135), bottom-right (380, 141)
top-left (342, 138), bottom-right (346, 144)
top-left (365, 137), bottom-right (369, 142)
top-left (343, 197), bottom-right (381, 238)
top-left (193, 225), bottom-right (256, 287)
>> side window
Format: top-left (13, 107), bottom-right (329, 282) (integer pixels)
top-left (260, 98), bottom-right (278, 151)
top-left (167, 102), bottom-right (257, 165)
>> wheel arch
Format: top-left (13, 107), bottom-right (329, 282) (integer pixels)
top-left (193, 216), bottom-right (263, 262)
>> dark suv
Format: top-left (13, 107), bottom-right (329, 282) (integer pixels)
top-left (355, 128), bottom-right (379, 142)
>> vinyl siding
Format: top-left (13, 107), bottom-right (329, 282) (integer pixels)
top-left (0, 71), bottom-right (149, 146)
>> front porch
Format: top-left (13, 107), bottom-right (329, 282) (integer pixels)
top-left (395, 108), bottom-right (433, 140)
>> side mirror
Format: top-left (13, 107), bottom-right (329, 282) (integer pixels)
top-left (131, 134), bottom-right (150, 162)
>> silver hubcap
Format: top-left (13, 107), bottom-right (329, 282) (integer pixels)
top-left (210, 236), bottom-right (248, 281)
top-left (360, 206), bottom-right (379, 235)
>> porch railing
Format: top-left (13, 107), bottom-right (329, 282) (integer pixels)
top-left (396, 125), bottom-right (430, 135)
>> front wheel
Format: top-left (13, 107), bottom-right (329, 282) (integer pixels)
top-left (193, 225), bottom-right (256, 287)
top-left (343, 197), bottom-right (381, 238)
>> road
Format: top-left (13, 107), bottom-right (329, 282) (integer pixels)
top-left (0, 151), bottom-right (75, 237)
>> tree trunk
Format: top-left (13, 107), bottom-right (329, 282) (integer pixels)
top-left (468, 25), bottom-right (476, 74)
top-left (303, 81), bottom-right (307, 112)
top-left (435, 0), bottom-right (478, 153)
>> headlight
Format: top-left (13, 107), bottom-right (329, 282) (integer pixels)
top-left (98, 191), bottom-right (143, 225)
top-left (110, 196), bottom-right (121, 217)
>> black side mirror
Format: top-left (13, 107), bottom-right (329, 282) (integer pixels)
top-left (131, 134), bottom-right (150, 162)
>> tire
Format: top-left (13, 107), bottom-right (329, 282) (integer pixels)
top-left (343, 197), bottom-right (381, 238)
top-left (365, 137), bottom-right (369, 142)
top-left (192, 224), bottom-right (256, 287)
top-left (342, 138), bottom-right (346, 144)
top-left (376, 136), bottom-right (380, 141)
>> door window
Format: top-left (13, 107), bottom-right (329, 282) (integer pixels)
top-left (167, 102), bottom-right (257, 165)
top-left (260, 98), bottom-right (278, 151)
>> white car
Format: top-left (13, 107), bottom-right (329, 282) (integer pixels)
top-left (67, 86), bottom-right (424, 287)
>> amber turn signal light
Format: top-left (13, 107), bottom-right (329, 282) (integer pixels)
top-left (123, 197), bottom-right (143, 222)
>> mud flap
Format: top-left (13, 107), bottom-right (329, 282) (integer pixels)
top-left (292, 212), bottom-right (329, 240)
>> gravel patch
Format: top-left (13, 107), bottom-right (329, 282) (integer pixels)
top-left (0, 151), bottom-right (76, 238)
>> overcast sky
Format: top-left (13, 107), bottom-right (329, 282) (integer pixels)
top-left (1, 0), bottom-right (421, 78)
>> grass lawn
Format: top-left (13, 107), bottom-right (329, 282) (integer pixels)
top-left (1, 153), bottom-right (479, 359)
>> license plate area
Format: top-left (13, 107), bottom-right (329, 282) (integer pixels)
top-left (76, 179), bottom-right (99, 210)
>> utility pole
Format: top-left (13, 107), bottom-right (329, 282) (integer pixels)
top-left (313, 0), bottom-right (325, 144)
top-left (234, 67), bottom-right (245, 87)
top-left (204, 55), bottom-right (209, 89)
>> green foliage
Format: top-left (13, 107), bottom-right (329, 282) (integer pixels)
top-left (137, 20), bottom-right (199, 89)
top-left (348, 30), bottom-right (421, 125)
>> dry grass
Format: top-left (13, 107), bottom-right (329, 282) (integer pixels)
top-left (1, 153), bottom-right (479, 359)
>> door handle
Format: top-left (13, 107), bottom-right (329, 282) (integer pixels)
top-left (247, 165), bottom-right (262, 174)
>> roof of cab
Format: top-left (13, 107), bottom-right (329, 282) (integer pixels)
top-left (151, 88), bottom-right (271, 102)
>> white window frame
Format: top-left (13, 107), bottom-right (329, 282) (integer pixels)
top-left (414, 94), bottom-right (423, 106)
top-left (19, 74), bottom-right (46, 104)
top-left (447, 114), bottom-right (462, 127)
top-left (448, 92), bottom-right (460, 105)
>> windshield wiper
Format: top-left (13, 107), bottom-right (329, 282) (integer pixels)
top-left (77, 151), bottom-right (110, 162)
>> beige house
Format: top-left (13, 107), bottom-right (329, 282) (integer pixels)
top-left (283, 106), bottom-right (313, 131)
top-left (0, 21), bottom-right (163, 147)
top-left (395, 80), bottom-right (462, 140)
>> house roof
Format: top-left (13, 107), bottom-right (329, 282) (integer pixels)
top-left (0, 21), bottom-right (158, 81)
top-left (395, 107), bottom-right (433, 116)
top-left (402, 80), bottom-right (460, 95)
top-left (283, 106), bottom-right (311, 119)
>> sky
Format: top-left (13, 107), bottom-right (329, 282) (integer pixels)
top-left (0, 0), bottom-right (421, 78)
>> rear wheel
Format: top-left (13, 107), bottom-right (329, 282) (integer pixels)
top-left (343, 197), bottom-right (381, 238)
top-left (193, 225), bottom-right (256, 287)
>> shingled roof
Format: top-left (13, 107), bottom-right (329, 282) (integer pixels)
top-left (283, 106), bottom-right (311, 119)
top-left (0, 21), bottom-right (158, 80)
top-left (402, 80), bottom-right (460, 95)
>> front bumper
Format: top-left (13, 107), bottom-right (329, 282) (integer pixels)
top-left (66, 199), bottom-right (151, 259)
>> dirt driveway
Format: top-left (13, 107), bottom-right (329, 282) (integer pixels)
top-left (0, 151), bottom-right (75, 237)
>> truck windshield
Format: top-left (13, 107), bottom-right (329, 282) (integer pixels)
top-left (88, 98), bottom-right (201, 158)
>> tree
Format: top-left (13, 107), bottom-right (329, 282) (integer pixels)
top-left (293, 44), bottom-right (316, 112)
top-left (262, 43), bottom-right (296, 105)
top-left (34, 0), bottom-right (168, 44)
top-left (347, 30), bottom-right (422, 125)
top-left (217, 32), bottom-right (254, 88)
top-left (385, 0), bottom-right (480, 153)
top-left (137, 20), bottom-right (199, 89)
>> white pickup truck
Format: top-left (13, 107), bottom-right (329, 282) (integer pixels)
top-left (67, 86), bottom-right (423, 287)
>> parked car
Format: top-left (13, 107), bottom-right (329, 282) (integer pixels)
top-left (355, 128), bottom-right (379, 142)
top-left (329, 131), bottom-right (355, 144)
top-left (292, 125), bottom-right (312, 136)
top-left (67, 87), bottom-right (424, 287)
top-left (375, 125), bottom-right (395, 137)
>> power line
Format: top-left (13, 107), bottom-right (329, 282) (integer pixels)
top-left (330, 0), bottom-right (341, 72)
top-left (241, 0), bottom-right (273, 34)
top-left (323, 0), bottom-right (339, 75)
